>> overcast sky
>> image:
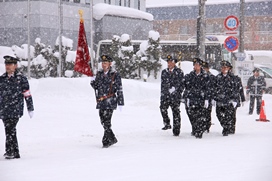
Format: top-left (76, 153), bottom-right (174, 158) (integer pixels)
top-left (146, 0), bottom-right (270, 7)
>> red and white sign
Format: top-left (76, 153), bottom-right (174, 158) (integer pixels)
top-left (224, 36), bottom-right (239, 52)
top-left (224, 15), bottom-right (239, 31)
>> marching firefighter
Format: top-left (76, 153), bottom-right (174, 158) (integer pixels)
top-left (0, 55), bottom-right (34, 159)
top-left (214, 61), bottom-right (238, 136)
top-left (90, 55), bottom-right (124, 148)
top-left (160, 55), bottom-right (184, 136)
top-left (183, 58), bottom-right (210, 139)
top-left (202, 61), bottom-right (216, 133)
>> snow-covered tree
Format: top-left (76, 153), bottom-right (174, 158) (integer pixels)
top-left (113, 34), bottom-right (138, 79)
top-left (136, 30), bottom-right (162, 80)
top-left (54, 36), bottom-right (73, 77)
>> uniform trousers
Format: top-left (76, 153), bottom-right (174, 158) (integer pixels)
top-left (187, 106), bottom-right (207, 136)
top-left (203, 105), bottom-right (212, 132)
top-left (160, 100), bottom-right (181, 135)
top-left (99, 109), bottom-right (117, 146)
top-left (2, 118), bottom-right (19, 155)
top-left (249, 95), bottom-right (262, 114)
top-left (216, 105), bottom-right (235, 134)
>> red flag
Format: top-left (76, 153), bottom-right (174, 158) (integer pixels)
top-left (74, 20), bottom-right (93, 76)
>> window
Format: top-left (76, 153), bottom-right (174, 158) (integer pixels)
top-left (259, 22), bottom-right (272, 31)
top-left (124, 0), bottom-right (130, 7)
top-left (104, 0), bottom-right (111, 4)
top-left (180, 26), bottom-right (188, 34)
top-left (115, 0), bottom-right (121, 5)
top-left (134, 0), bottom-right (140, 10)
top-left (74, 0), bottom-right (80, 3)
top-left (85, 0), bottom-right (90, 4)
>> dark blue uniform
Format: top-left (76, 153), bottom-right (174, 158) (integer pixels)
top-left (204, 71), bottom-right (216, 133)
top-left (183, 69), bottom-right (210, 138)
top-left (160, 66), bottom-right (184, 136)
top-left (91, 67), bottom-right (124, 147)
top-left (231, 75), bottom-right (245, 134)
top-left (0, 70), bottom-right (34, 158)
top-left (246, 75), bottom-right (266, 115)
top-left (214, 72), bottom-right (238, 136)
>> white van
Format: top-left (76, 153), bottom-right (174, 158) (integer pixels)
top-left (254, 64), bottom-right (272, 94)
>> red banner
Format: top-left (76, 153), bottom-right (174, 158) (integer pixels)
top-left (74, 21), bottom-right (93, 76)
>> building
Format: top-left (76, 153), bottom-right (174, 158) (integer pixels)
top-left (0, 0), bottom-right (152, 50)
top-left (147, 1), bottom-right (272, 50)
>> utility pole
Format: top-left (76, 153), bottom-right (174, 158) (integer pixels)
top-left (90, 0), bottom-right (95, 74)
top-left (27, 0), bottom-right (31, 79)
top-left (196, 0), bottom-right (206, 61)
top-left (58, 0), bottom-right (63, 77)
top-left (239, 0), bottom-right (245, 53)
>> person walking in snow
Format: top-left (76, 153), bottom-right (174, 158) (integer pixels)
top-left (214, 61), bottom-right (238, 136)
top-left (202, 61), bottom-right (215, 133)
top-left (183, 58), bottom-right (210, 139)
top-left (160, 55), bottom-right (184, 136)
top-left (230, 71), bottom-right (246, 134)
top-left (90, 55), bottom-right (124, 148)
top-left (0, 55), bottom-right (34, 159)
top-left (246, 68), bottom-right (266, 115)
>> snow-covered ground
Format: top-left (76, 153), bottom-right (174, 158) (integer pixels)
top-left (0, 74), bottom-right (272, 181)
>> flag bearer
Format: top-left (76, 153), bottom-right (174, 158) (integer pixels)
top-left (90, 55), bottom-right (124, 148)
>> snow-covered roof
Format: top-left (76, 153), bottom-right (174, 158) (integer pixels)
top-left (93, 3), bottom-right (153, 21)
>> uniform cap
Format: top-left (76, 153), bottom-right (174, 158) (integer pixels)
top-left (3, 55), bottom-right (19, 64)
top-left (220, 60), bottom-right (232, 68)
top-left (166, 55), bottom-right (178, 63)
top-left (253, 68), bottom-right (260, 73)
top-left (202, 61), bottom-right (209, 68)
top-left (193, 58), bottom-right (203, 65)
top-left (100, 55), bottom-right (112, 62)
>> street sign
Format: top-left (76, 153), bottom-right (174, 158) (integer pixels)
top-left (224, 15), bottom-right (239, 31)
top-left (234, 52), bottom-right (246, 61)
top-left (224, 36), bottom-right (239, 52)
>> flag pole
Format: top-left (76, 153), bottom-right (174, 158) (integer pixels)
top-left (90, 0), bottom-right (95, 75)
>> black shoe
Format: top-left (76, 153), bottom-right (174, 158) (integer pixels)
top-left (162, 125), bottom-right (171, 130)
top-left (4, 153), bottom-right (20, 159)
top-left (249, 112), bottom-right (253, 115)
top-left (191, 132), bottom-right (195, 136)
top-left (223, 132), bottom-right (228, 136)
top-left (195, 133), bottom-right (203, 139)
top-left (103, 138), bottom-right (118, 148)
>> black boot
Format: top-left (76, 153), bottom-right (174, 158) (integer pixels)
top-left (162, 125), bottom-right (171, 130)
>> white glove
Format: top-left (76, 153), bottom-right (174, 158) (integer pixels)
top-left (90, 76), bottom-right (96, 83)
top-left (28, 111), bottom-right (34, 119)
top-left (211, 99), bottom-right (216, 107)
top-left (118, 106), bottom-right (123, 112)
top-left (169, 87), bottom-right (175, 94)
top-left (232, 102), bottom-right (237, 108)
top-left (204, 100), bottom-right (209, 108)
top-left (187, 99), bottom-right (190, 107)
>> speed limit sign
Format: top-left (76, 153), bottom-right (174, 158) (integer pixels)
top-left (224, 15), bottom-right (239, 31)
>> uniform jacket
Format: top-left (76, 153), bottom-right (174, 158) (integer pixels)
top-left (246, 75), bottom-right (266, 96)
top-left (0, 70), bottom-right (34, 119)
top-left (183, 69), bottom-right (210, 107)
top-left (91, 67), bottom-right (124, 110)
top-left (214, 72), bottom-right (238, 106)
top-left (234, 75), bottom-right (246, 107)
top-left (160, 66), bottom-right (184, 103)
